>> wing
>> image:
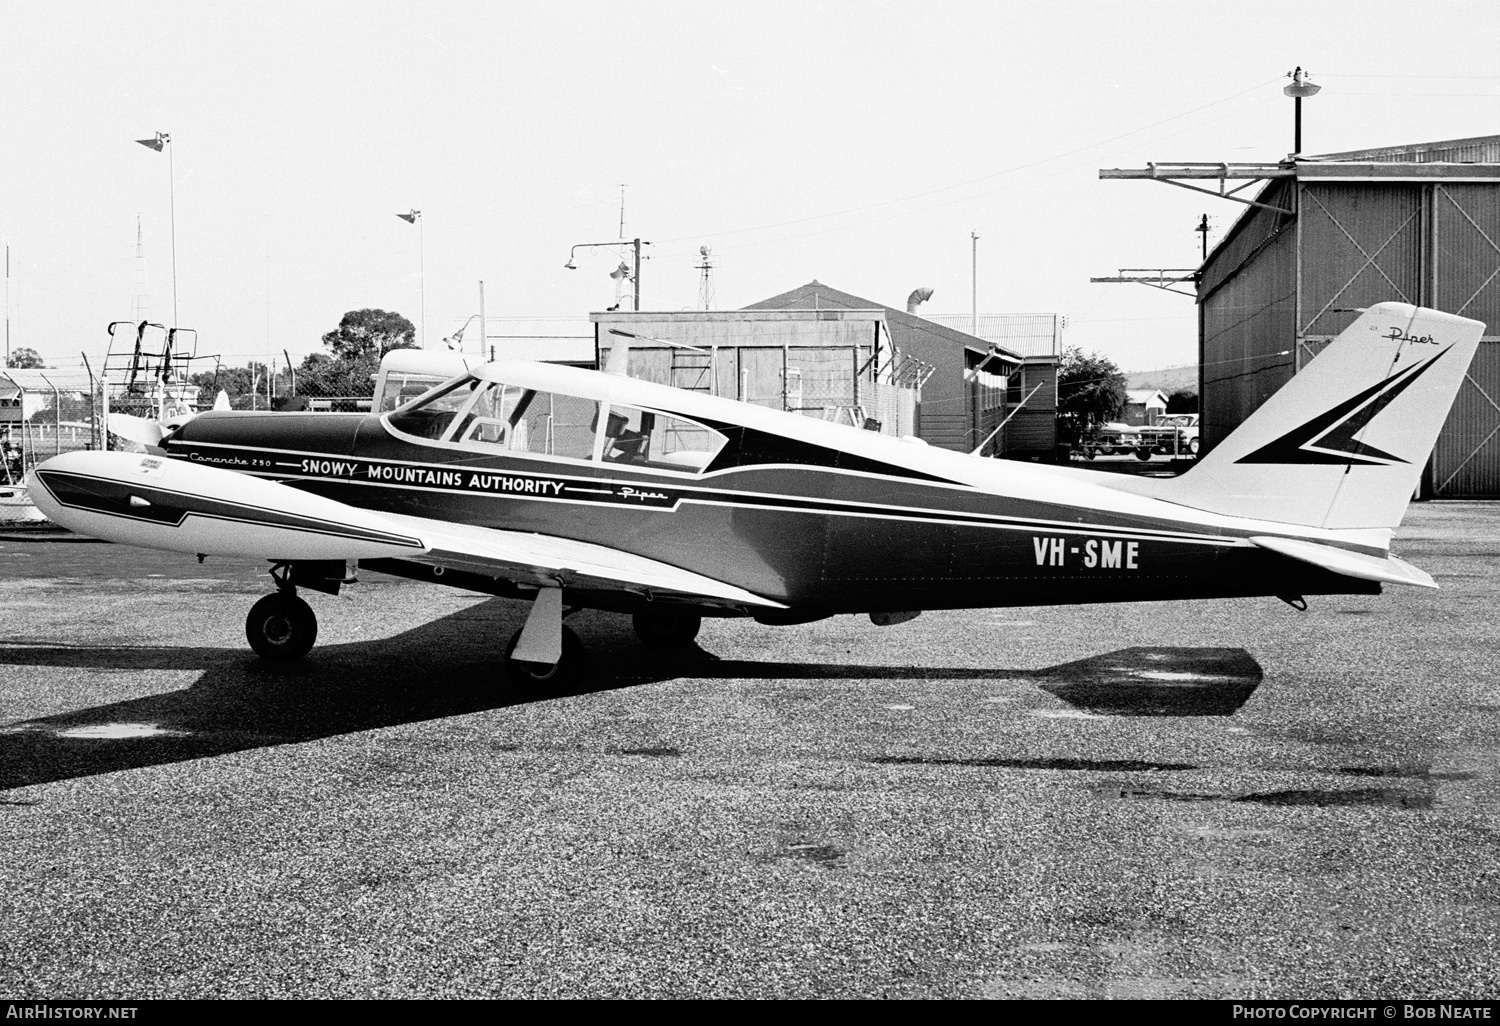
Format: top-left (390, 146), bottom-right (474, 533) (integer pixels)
top-left (371, 511), bottom-right (787, 610)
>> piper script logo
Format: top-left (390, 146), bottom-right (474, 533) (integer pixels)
top-left (1236, 348), bottom-right (1450, 466)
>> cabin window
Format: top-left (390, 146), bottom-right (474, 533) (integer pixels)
top-left (385, 378), bottom-right (479, 439)
top-left (599, 404), bottom-right (726, 472)
top-left (388, 376), bottom-right (724, 473)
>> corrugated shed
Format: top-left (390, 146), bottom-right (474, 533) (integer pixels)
top-left (1431, 341), bottom-right (1500, 497)
top-left (1433, 184), bottom-right (1500, 328)
top-left (1200, 224), bottom-right (1297, 448)
top-left (1298, 184), bottom-right (1424, 336)
top-left (1199, 180), bottom-right (1296, 299)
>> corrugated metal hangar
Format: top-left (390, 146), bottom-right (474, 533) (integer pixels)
top-left (1176, 135), bottom-right (1500, 496)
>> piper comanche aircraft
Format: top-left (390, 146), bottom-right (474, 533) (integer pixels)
top-left (26, 302), bottom-right (1486, 689)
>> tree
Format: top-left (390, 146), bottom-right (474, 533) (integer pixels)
top-left (1166, 387), bottom-right (1199, 414)
top-left (295, 350), bottom-right (381, 399)
top-left (6, 347), bottom-right (44, 369)
top-left (320, 309), bottom-right (416, 361)
top-left (1057, 346), bottom-right (1127, 438)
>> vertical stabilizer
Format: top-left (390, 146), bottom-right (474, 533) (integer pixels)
top-left (1159, 302), bottom-right (1484, 530)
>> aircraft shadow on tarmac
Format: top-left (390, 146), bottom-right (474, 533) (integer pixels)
top-left (0, 598), bottom-right (1261, 790)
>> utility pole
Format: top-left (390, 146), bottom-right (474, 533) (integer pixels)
top-left (1196, 214), bottom-right (1210, 261)
top-left (135, 132), bottom-right (176, 325)
top-left (396, 210), bottom-right (424, 346)
top-left (971, 231), bottom-right (979, 335)
top-left (1284, 67), bottom-right (1321, 156)
top-left (479, 280), bottom-right (487, 361)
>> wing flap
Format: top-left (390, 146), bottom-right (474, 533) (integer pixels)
top-left (1249, 535), bottom-right (1436, 589)
top-left (372, 511), bottom-right (787, 609)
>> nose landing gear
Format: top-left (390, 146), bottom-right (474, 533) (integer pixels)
top-left (245, 591), bottom-right (318, 661)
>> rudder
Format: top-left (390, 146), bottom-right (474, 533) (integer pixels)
top-left (1159, 302), bottom-right (1484, 530)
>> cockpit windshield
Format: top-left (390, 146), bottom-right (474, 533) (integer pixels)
top-left (385, 376), bottom-right (727, 473)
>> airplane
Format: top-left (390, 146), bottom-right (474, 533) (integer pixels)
top-left (25, 301), bottom-right (1486, 690)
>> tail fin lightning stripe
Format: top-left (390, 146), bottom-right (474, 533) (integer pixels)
top-left (1234, 346), bottom-right (1450, 466)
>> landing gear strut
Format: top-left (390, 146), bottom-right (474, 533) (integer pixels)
top-left (245, 592), bottom-right (318, 661)
top-left (503, 586), bottom-right (586, 692)
top-left (505, 625), bottom-right (585, 692)
top-left (632, 611), bottom-right (702, 648)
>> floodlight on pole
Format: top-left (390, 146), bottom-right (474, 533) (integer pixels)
top-left (396, 209), bottom-right (424, 346)
top-left (135, 131), bottom-right (177, 327)
top-left (564, 239), bottom-right (651, 310)
top-left (1283, 67), bottom-right (1321, 155)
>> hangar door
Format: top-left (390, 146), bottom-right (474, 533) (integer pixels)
top-left (1428, 184), bottom-right (1500, 496)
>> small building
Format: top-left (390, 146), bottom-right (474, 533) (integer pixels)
top-left (743, 282), bottom-right (1060, 457)
top-left (588, 308), bottom-right (920, 437)
top-left (1121, 389), bottom-right (1168, 426)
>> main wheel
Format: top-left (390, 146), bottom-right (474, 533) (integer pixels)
top-left (632, 610), bottom-right (703, 648)
top-left (246, 592), bottom-right (318, 661)
top-left (1134, 447), bottom-right (1153, 461)
top-left (1187, 437), bottom-right (1200, 455)
top-left (505, 625), bottom-right (585, 692)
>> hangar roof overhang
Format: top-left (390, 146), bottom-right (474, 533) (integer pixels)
top-left (1094, 135), bottom-right (1500, 297)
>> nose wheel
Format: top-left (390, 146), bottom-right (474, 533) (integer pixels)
top-left (246, 592), bottom-right (318, 661)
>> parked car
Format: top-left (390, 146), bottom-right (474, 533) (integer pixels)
top-left (1075, 421), bottom-right (1143, 460)
top-left (1139, 413), bottom-right (1200, 456)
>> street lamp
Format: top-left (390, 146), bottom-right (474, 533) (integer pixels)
top-left (135, 131), bottom-right (177, 327)
top-left (396, 209), bottom-right (424, 346)
top-left (1284, 67), bottom-right (1321, 156)
top-left (443, 313), bottom-right (481, 352)
top-left (565, 238), bottom-right (650, 310)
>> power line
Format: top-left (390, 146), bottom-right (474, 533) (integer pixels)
top-left (654, 75), bottom-right (1284, 246)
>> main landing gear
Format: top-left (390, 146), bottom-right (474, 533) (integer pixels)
top-left (504, 586), bottom-right (585, 692)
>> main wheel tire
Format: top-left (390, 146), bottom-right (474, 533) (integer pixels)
top-left (1134, 447), bottom-right (1153, 461)
top-left (1099, 444), bottom-right (1115, 456)
top-left (632, 611), bottom-right (703, 648)
top-left (1187, 437), bottom-right (1200, 455)
top-left (246, 592), bottom-right (318, 661)
top-left (505, 625), bottom-right (585, 693)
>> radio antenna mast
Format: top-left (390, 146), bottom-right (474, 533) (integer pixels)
top-left (696, 246), bottom-right (715, 310)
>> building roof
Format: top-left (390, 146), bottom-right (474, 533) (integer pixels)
top-left (1303, 134), bottom-right (1500, 164)
top-left (1126, 389), bottom-right (1167, 406)
top-left (745, 281), bottom-right (1024, 364)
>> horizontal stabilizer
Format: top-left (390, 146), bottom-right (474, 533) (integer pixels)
top-left (1249, 535), bottom-right (1436, 589)
top-left (107, 412), bottom-right (165, 448)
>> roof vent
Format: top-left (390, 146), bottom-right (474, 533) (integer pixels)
top-left (906, 287), bottom-right (934, 313)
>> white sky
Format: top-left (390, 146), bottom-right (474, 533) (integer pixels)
top-left (2, 0), bottom-right (1497, 374)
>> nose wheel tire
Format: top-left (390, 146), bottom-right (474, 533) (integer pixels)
top-left (632, 611), bottom-right (702, 648)
top-left (246, 593), bottom-right (318, 661)
top-left (505, 625), bottom-right (585, 693)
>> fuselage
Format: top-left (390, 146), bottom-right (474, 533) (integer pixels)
top-left (160, 362), bottom-right (1379, 614)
